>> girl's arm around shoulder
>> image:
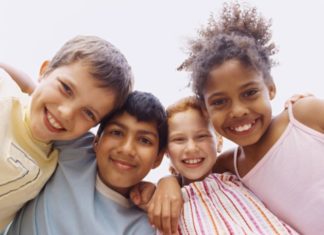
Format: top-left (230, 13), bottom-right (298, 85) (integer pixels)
top-left (213, 148), bottom-right (236, 174)
top-left (292, 96), bottom-right (324, 133)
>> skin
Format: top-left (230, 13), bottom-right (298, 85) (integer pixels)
top-left (29, 61), bottom-right (116, 143)
top-left (94, 112), bottom-right (163, 197)
top-left (167, 108), bottom-right (218, 186)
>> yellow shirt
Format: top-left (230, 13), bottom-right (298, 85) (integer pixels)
top-left (0, 84), bottom-right (58, 230)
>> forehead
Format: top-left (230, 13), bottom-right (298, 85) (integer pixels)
top-left (204, 60), bottom-right (263, 94)
top-left (169, 109), bottom-right (209, 131)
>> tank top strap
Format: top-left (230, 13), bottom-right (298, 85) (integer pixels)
top-left (287, 101), bottom-right (296, 123)
top-left (233, 147), bottom-right (243, 180)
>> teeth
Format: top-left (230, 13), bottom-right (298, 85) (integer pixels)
top-left (47, 112), bottom-right (63, 129)
top-left (231, 120), bottom-right (255, 132)
top-left (235, 123), bottom-right (252, 132)
top-left (183, 158), bottom-right (203, 164)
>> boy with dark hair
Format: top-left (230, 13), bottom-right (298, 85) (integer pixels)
top-left (4, 91), bottom-right (167, 235)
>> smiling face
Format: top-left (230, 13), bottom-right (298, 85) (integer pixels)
top-left (29, 61), bottom-right (117, 143)
top-left (94, 112), bottom-right (163, 196)
top-left (203, 59), bottom-right (276, 147)
top-left (167, 108), bottom-right (217, 185)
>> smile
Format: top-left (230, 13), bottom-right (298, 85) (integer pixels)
top-left (182, 158), bottom-right (204, 165)
top-left (45, 109), bottom-right (65, 131)
top-left (229, 119), bottom-right (256, 133)
top-left (112, 158), bottom-right (135, 171)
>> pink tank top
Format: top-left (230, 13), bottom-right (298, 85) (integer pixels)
top-left (234, 103), bottom-right (324, 235)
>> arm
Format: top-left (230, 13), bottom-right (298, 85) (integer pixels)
top-left (130, 176), bottom-right (183, 235)
top-left (0, 62), bottom-right (36, 95)
top-left (213, 149), bottom-right (235, 174)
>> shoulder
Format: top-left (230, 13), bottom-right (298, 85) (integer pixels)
top-left (54, 132), bottom-right (96, 161)
top-left (213, 148), bottom-right (236, 173)
top-left (291, 97), bottom-right (324, 132)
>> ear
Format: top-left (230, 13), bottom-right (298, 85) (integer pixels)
top-left (93, 136), bottom-right (99, 153)
top-left (216, 133), bottom-right (223, 153)
top-left (152, 150), bottom-right (165, 169)
top-left (38, 60), bottom-right (50, 81)
top-left (200, 101), bottom-right (209, 118)
top-left (267, 81), bottom-right (276, 100)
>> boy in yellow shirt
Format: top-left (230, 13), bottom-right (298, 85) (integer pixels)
top-left (0, 35), bottom-right (133, 230)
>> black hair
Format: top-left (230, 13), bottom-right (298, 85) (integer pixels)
top-left (97, 90), bottom-right (167, 152)
top-left (178, 2), bottom-right (278, 102)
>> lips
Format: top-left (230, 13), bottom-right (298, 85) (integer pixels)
top-left (181, 157), bottom-right (205, 168)
top-left (227, 118), bottom-right (258, 134)
top-left (111, 158), bottom-right (136, 171)
top-left (44, 108), bottom-right (65, 132)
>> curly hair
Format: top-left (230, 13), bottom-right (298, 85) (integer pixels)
top-left (178, 1), bottom-right (278, 102)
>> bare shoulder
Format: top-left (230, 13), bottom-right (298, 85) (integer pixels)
top-left (213, 148), bottom-right (236, 174)
top-left (291, 97), bottom-right (324, 132)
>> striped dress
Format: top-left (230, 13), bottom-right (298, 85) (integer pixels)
top-left (177, 173), bottom-right (298, 235)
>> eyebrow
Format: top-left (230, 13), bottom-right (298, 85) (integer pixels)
top-left (107, 121), bottom-right (158, 138)
top-left (207, 81), bottom-right (260, 99)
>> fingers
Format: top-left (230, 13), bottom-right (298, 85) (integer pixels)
top-left (139, 182), bottom-right (156, 205)
top-left (148, 199), bottom-right (161, 230)
top-left (285, 92), bottom-right (315, 109)
top-left (170, 197), bottom-right (182, 234)
top-left (148, 195), bottom-right (182, 235)
top-left (129, 184), bottom-right (141, 206)
top-left (161, 198), bottom-right (171, 234)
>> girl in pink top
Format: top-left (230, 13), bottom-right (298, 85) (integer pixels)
top-left (178, 2), bottom-right (324, 234)
top-left (163, 96), bottom-right (297, 235)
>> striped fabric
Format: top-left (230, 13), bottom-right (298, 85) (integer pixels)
top-left (177, 173), bottom-right (299, 235)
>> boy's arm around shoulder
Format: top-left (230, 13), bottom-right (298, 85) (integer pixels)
top-left (291, 96), bottom-right (324, 133)
top-left (213, 148), bottom-right (236, 174)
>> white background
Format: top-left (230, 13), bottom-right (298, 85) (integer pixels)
top-left (1, 0), bottom-right (323, 182)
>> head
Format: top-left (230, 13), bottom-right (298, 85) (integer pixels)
top-left (178, 2), bottom-right (276, 147)
top-left (166, 96), bottom-right (222, 186)
top-left (29, 35), bottom-right (134, 143)
top-left (94, 91), bottom-right (167, 196)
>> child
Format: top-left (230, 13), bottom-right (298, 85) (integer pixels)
top-left (164, 96), bottom-right (298, 234)
top-left (4, 91), bottom-right (167, 235)
top-left (0, 35), bottom-right (133, 230)
top-left (178, 2), bottom-right (324, 234)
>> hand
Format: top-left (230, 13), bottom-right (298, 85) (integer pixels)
top-left (130, 181), bottom-right (156, 212)
top-left (284, 92), bottom-right (314, 109)
top-left (147, 176), bottom-right (182, 235)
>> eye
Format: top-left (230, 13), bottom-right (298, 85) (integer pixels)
top-left (242, 89), bottom-right (258, 98)
top-left (83, 109), bottom-right (96, 122)
top-left (197, 134), bottom-right (209, 140)
top-left (60, 81), bottom-right (73, 96)
top-left (109, 129), bottom-right (123, 137)
top-left (170, 137), bottom-right (186, 144)
top-left (210, 98), bottom-right (227, 107)
top-left (139, 136), bottom-right (153, 145)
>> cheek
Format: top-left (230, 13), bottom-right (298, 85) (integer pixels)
top-left (167, 145), bottom-right (182, 160)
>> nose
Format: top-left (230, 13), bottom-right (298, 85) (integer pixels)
top-left (229, 101), bottom-right (248, 118)
top-left (184, 139), bottom-right (198, 154)
top-left (57, 103), bottom-right (75, 121)
top-left (119, 136), bottom-right (136, 157)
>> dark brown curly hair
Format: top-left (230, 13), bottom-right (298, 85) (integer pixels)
top-left (178, 1), bottom-right (278, 102)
